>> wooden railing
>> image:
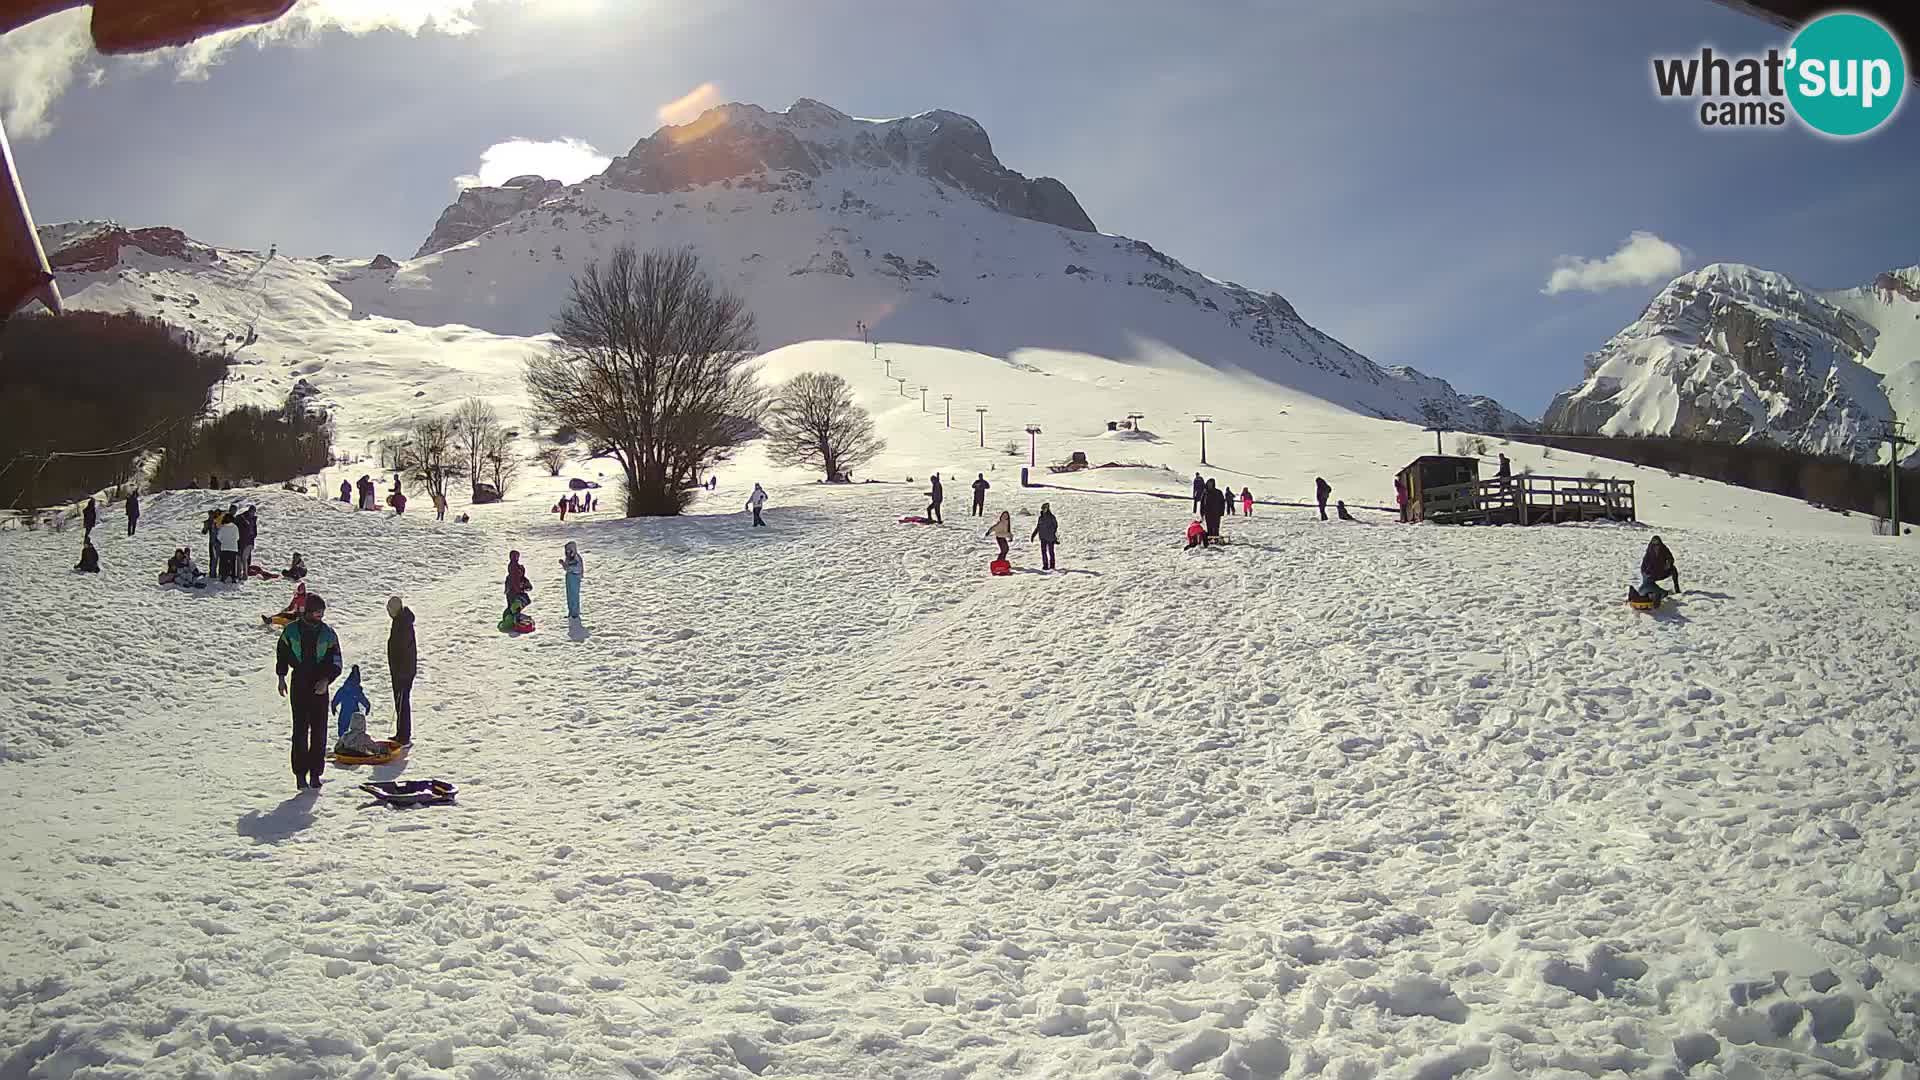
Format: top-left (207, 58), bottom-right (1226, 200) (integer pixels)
top-left (1420, 475), bottom-right (1634, 525)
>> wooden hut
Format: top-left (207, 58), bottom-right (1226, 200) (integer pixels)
top-left (1397, 455), bottom-right (1636, 525)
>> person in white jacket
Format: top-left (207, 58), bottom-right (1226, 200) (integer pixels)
top-left (561, 541), bottom-right (584, 622)
top-left (216, 515), bottom-right (241, 582)
top-left (746, 484), bottom-right (768, 527)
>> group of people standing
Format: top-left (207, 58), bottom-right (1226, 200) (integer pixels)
top-left (273, 590), bottom-right (417, 790)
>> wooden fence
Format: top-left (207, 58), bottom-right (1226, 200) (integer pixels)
top-left (1420, 475), bottom-right (1634, 525)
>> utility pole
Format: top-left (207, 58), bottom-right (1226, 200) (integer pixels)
top-left (882, 353), bottom-right (892, 380)
top-left (976, 406), bottom-right (989, 448)
top-left (916, 385), bottom-right (928, 412)
top-left (1025, 424), bottom-right (1043, 467)
top-left (892, 376), bottom-right (908, 397)
top-left (1881, 419), bottom-right (1911, 536)
top-left (943, 394), bottom-right (953, 429)
top-left (1193, 416), bottom-right (1212, 465)
top-left (1424, 425), bottom-right (1449, 455)
top-left (1127, 412), bottom-right (1144, 431)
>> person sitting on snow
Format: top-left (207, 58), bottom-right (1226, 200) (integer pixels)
top-left (1336, 500), bottom-right (1356, 521)
top-left (74, 537), bottom-right (100, 573)
top-left (162, 548), bottom-right (207, 587)
top-left (331, 664), bottom-right (375, 747)
top-left (282, 553), bottom-right (307, 581)
top-left (263, 582), bottom-right (309, 627)
top-left (1634, 536), bottom-right (1680, 600)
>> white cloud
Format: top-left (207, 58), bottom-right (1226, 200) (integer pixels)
top-left (2, 0), bottom-right (529, 139)
top-left (453, 137), bottom-right (611, 189)
top-left (1543, 231), bottom-right (1687, 295)
top-left (1, 8), bottom-right (93, 140)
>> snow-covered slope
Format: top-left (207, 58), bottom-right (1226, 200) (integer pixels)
top-left (39, 98), bottom-right (1529, 437)
top-left (3, 421), bottom-right (1917, 1078)
top-left (1543, 263), bottom-right (1920, 464)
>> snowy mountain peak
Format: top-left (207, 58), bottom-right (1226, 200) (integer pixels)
top-left (415, 174), bottom-right (567, 258)
top-left (597, 98), bottom-right (1097, 234)
top-left (1545, 261), bottom-right (1919, 463)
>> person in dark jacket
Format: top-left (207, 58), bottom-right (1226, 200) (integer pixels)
top-left (1315, 477), bottom-right (1332, 521)
top-left (1636, 536), bottom-right (1680, 599)
top-left (125, 490), bottom-right (140, 536)
top-left (82, 497), bottom-right (97, 535)
top-left (339, 480), bottom-right (352, 503)
top-left (1336, 500), bottom-right (1356, 521)
top-left (1032, 502), bottom-right (1060, 571)
top-left (201, 509), bottom-right (221, 572)
top-left (926, 473), bottom-right (944, 524)
top-left (282, 553), bottom-right (307, 581)
top-left (1201, 479), bottom-right (1226, 539)
top-left (971, 474), bottom-right (989, 516)
top-left (74, 537), bottom-right (100, 572)
top-left (235, 506), bottom-right (258, 579)
top-left (387, 595), bottom-right (417, 746)
top-left (1191, 473), bottom-right (1205, 514)
top-left (1223, 479), bottom-right (1235, 516)
top-left (276, 593), bottom-right (343, 789)
top-left (1497, 454), bottom-right (1512, 482)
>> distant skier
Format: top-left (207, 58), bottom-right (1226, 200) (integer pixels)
top-left (276, 593), bottom-right (342, 790)
top-left (125, 490), bottom-right (140, 536)
top-left (746, 484), bottom-right (769, 527)
top-left (986, 510), bottom-right (1013, 561)
top-left (971, 474), bottom-right (989, 516)
top-left (926, 473), bottom-right (944, 524)
top-left (387, 595), bottom-right (416, 746)
top-left (561, 541), bottom-right (584, 622)
top-left (1636, 535), bottom-right (1680, 599)
top-left (1241, 486), bottom-right (1254, 516)
top-left (1032, 502), bottom-right (1059, 571)
top-left (1191, 473), bottom-right (1204, 514)
top-left (74, 536), bottom-right (100, 573)
top-left (1316, 477), bottom-right (1332, 521)
top-left (82, 497), bottom-right (97, 535)
top-left (1200, 478), bottom-right (1226, 540)
top-left (331, 664), bottom-right (372, 740)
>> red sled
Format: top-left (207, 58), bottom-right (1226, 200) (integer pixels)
top-left (899, 515), bottom-right (931, 524)
top-left (989, 559), bottom-right (1012, 576)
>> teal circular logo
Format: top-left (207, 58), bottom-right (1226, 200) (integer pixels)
top-left (1786, 13), bottom-right (1906, 137)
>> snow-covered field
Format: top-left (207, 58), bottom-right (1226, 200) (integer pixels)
top-left (5, 378), bottom-right (1919, 1078)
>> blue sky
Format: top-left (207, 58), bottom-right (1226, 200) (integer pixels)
top-left (4, 0), bottom-right (1917, 416)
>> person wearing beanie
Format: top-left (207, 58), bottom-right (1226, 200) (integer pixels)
top-left (276, 592), bottom-right (342, 790)
top-left (387, 595), bottom-right (417, 746)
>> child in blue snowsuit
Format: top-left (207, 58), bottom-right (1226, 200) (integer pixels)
top-left (331, 665), bottom-right (372, 739)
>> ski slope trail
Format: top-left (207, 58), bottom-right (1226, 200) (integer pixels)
top-left (3, 478), bottom-right (1919, 1080)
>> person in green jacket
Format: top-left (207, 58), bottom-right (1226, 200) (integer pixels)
top-left (276, 593), bottom-right (343, 790)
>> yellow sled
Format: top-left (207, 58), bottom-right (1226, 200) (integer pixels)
top-left (331, 740), bottom-right (407, 766)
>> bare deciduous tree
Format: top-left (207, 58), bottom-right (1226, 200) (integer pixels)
top-left (535, 446), bottom-right (568, 477)
top-left (451, 398), bottom-right (509, 501)
top-left (524, 244), bottom-right (763, 516)
top-left (762, 372), bottom-right (884, 481)
top-left (398, 414), bottom-right (464, 504)
top-left (482, 424), bottom-right (520, 496)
